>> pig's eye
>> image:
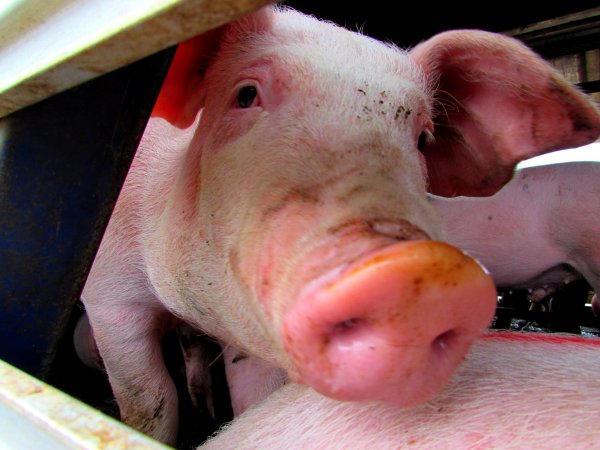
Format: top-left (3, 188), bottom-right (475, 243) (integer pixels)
top-left (417, 129), bottom-right (434, 151)
top-left (237, 85), bottom-right (258, 108)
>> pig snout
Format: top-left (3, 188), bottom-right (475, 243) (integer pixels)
top-left (282, 240), bottom-right (497, 407)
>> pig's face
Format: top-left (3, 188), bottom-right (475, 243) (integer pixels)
top-left (193, 15), bottom-right (442, 327)
top-left (146, 6), bottom-right (600, 408)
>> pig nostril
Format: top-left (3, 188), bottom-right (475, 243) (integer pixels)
top-left (329, 318), bottom-right (369, 344)
top-left (431, 329), bottom-right (458, 355)
top-left (332, 318), bottom-right (362, 333)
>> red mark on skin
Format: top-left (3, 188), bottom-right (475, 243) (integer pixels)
top-left (482, 331), bottom-right (600, 346)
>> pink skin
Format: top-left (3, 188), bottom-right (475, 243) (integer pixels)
top-left (282, 241), bottom-right (496, 405)
top-left (73, 311), bottom-right (103, 370)
top-left (201, 333), bottom-right (600, 449)
top-left (222, 346), bottom-right (287, 417)
top-left (431, 161), bottom-right (600, 309)
top-left (81, 6), bottom-right (600, 445)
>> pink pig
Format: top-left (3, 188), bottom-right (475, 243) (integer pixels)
top-left (201, 334), bottom-right (600, 449)
top-left (81, 5), bottom-right (600, 444)
top-left (431, 161), bottom-right (600, 309)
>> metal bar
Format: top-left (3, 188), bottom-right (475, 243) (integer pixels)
top-left (505, 7), bottom-right (600, 57)
top-left (0, 0), bottom-right (273, 118)
top-left (0, 358), bottom-right (170, 449)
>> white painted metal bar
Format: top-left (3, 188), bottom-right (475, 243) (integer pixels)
top-left (0, 0), bottom-right (272, 118)
top-left (517, 142), bottom-right (600, 168)
top-left (0, 358), bottom-right (171, 449)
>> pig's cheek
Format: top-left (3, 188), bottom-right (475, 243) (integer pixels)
top-left (200, 105), bottom-right (267, 153)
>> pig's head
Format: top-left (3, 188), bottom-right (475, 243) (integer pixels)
top-left (150, 6), bottom-right (600, 407)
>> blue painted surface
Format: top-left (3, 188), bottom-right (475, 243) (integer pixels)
top-left (0, 47), bottom-right (174, 377)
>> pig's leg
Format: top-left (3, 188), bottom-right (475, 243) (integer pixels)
top-left (200, 333), bottom-right (600, 449)
top-left (73, 309), bottom-right (103, 370)
top-left (222, 346), bottom-right (287, 417)
top-left (84, 271), bottom-right (179, 445)
top-left (177, 324), bottom-right (216, 419)
top-left (592, 294), bottom-right (600, 317)
top-left (567, 243), bottom-right (600, 319)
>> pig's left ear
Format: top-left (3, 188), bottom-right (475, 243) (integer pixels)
top-left (411, 30), bottom-right (600, 196)
top-left (150, 29), bottom-right (223, 128)
top-left (151, 7), bottom-right (273, 128)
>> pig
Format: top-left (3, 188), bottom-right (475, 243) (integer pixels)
top-left (430, 161), bottom-right (600, 318)
top-left (73, 312), bottom-right (286, 419)
top-left (221, 346), bottom-right (287, 418)
top-left (200, 333), bottom-right (600, 449)
top-left (81, 5), bottom-right (600, 445)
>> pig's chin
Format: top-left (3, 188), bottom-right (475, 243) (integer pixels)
top-left (278, 237), bottom-right (497, 408)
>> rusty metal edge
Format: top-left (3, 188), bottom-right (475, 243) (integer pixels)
top-left (0, 358), bottom-right (172, 449)
top-left (0, 0), bottom-right (275, 119)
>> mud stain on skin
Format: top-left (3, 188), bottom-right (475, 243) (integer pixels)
top-left (395, 105), bottom-right (412, 121)
top-left (412, 276), bottom-right (424, 297)
top-left (126, 394), bottom-right (166, 435)
top-left (336, 184), bottom-right (369, 204)
top-left (151, 396), bottom-right (166, 420)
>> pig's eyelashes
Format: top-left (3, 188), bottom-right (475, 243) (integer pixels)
top-left (237, 85), bottom-right (259, 108)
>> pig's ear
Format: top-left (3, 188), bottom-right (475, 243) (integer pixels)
top-left (150, 30), bottom-right (223, 128)
top-left (151, 8), bottom-right (273, 128)
top-left (411, 30), bottom-right (600, 197)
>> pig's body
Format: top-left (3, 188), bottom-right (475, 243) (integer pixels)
top-left (431, 161), bottom-right (600, 303)
top-left (81, 5), bottom-right (600, 444)
top-left (200, 333), bottom-right (600, 449)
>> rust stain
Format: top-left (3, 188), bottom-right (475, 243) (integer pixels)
top-left (0, 360), bottom-right (168, 448)
top-left (1, 0), bottom-right (275, 118)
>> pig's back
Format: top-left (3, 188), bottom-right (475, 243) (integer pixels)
top-left (433, 161), bottom-right (600, 288)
